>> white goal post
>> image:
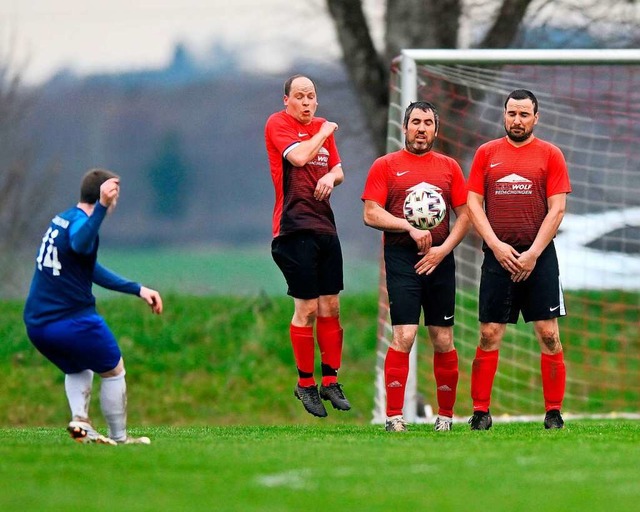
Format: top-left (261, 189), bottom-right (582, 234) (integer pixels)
top-left (373, 49), bottom-right (640, 424)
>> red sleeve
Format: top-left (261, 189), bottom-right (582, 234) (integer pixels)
top-left (361, 156), bottom-right (389, 206)
top-left (327, 133), bottom-right (341, 169)
top-left (450, 160), bottom-right (467, 208)
top-left (467, 145), bottom-right (489, 196)
top-left (266, 113), bottom-right (299, 156)
top-left (546, 145), bottom-right (571, 197)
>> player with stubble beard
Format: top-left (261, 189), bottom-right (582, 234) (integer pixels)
top-left (466, 89), bottom-right (572, 431)
top-left (362, 101), bottom-right (470, 432)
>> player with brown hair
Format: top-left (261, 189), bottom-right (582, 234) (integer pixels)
top-left (24, 168), bottom-right (162, 444)
top-left (362, 101), bottom-right (469, 432)
top-left (466, 89), bottom-right (571, 430)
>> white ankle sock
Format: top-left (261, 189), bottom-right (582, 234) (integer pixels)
top-left (100, 371), bottom-right (127, 441)
top-left (65, 370), bottom-right (94, 421)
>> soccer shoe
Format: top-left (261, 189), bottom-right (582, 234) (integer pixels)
top-left (319, 383), bottom-right (351, 411)
top-left (67, 421), bottom-right (117, 446)
top-left (294, 384), bottom-right (328, 418)
top-left (116, 436), bottom-right (152, 445)
top-left (385, 415), bottom-right (407, 432)
top-left (434, 416), bottom-right (453, 431)
top-left (468, 410), bottom-right (493, 431)
top-left (544, 409), bottom-right (565, 429)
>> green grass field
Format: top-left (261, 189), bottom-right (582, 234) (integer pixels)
top-left (2, 422), bottom-right (639, 512)
top-left (2, 248), bottom-right (639, 511)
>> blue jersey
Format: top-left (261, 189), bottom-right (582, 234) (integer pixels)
top-left (24, 203), bottom-right (141, 326)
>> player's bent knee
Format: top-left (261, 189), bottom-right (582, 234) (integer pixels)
top-left (99, 357), bottom-right (125, 378)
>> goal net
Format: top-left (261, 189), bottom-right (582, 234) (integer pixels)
top-left (373, 49), bottom-right (640, 424)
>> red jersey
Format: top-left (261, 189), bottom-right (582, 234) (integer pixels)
top-left (361, 149), bottom-right (467, 247)
top-left (467, 137), bottom-right (571, 247)
top-left (265, 110), bottom-right (342, 238)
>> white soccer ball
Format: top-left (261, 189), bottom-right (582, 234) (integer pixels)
top-left (403, 188), bottom-right (446, 230)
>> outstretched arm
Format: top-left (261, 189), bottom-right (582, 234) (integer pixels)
top-left (93, 263), bottom-right (162, 314)
top-left (93, 263), bottom-right (140, 295)
top-left (139, 286), bottom-right (163, 314)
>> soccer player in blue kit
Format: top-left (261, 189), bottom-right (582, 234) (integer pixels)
top-left (24, 168), bottom-right (163, 445)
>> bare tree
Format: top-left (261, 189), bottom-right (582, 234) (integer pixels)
top-left (326, 0), bottom-right (639, 153)
top-left (0, 45), bottom-right (58, 297)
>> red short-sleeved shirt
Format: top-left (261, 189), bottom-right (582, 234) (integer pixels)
top-left (361, 149), bottom-right (467, 247)
top-left (265, 111), bottom-right (341, 238)
top-left (467, 137), bottom-right (571, 247)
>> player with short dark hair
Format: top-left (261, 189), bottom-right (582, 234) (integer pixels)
top-left (24, 168), bottom-right (163, 444)
top-left (264, 75), bottom-right (350, 418)
top-left (362, 101), bottom-right (470, 432)
top-left (466, 89), bottom-right (571, 430)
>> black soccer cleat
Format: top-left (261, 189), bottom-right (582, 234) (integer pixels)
top-left (294, 384), bottom-right (328, 417)
top-left (468, 410), bottom-right (493, 430)
top-left (319, 383), bottom-right (351, 411)
top-left (544, 409), bottom-right (565, 429)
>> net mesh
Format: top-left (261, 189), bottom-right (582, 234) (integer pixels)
top-left (374, 54), bottom-right (640, 422)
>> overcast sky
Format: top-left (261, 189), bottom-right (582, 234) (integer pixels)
top-left (1, 0), bottom-right (383, 84)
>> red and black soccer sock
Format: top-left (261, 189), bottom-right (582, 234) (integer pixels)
top-left (541, 351), bottom-right (566, 411)
top-left (384, 347), bottom-right (410, 417)
top-left (470, 347), bottom-right (499, 412)
top-left (316, 316), bottom-right (343, 387)
top-left (290, 324), bottom-right (316, 387)
top-left (433, 349), bottom-right (459, 418)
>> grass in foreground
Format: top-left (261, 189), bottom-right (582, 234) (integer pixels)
top-left (1, 421), bottom-right (639, 512)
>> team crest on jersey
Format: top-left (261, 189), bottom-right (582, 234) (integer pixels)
top-left (406, 181), bottom-right (443, 195)
top-left (495, 173), bottom-right (532, 195)
top-left (311, 147), bottom-right (329, 167)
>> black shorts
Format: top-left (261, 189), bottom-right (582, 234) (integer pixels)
top-left (384, 245), bottom-right (456, 327)
top-left (271, 232), bottom-right (344, 300)
top-left (479, 242), bottom-right (567, 324)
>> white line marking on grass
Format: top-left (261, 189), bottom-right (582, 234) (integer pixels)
top-left (256, 469), bottom-right (315, 489)
top-left (257, 463), bottom-right (436, 490)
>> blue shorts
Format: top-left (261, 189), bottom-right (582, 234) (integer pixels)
top-left (26, 314), bottom-right (121, 374)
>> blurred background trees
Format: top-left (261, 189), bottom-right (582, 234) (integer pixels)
top-left (147, 130), bottom-right (191, 218)
top-left (326, 0), bottom-right (640, 153)
top-left (0, 44), bottom-right (58, 298)
top-left (0, 1), bottom-right (638, 297)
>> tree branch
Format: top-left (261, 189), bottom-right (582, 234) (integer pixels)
top-left (326, 0), bottom-right (389, 154)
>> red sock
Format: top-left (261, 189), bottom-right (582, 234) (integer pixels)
top-left (434, 349), bottom-right (459, 418)
top-left (471, 347), bottom-right (499, 412)
top-left (316, 316), bottom-right (343, 386)
top-left (384, 347), bottom-right (410, 417)
top-left (541, 352), bottom-right (566, 411)
top-left (290, 324), bottom-right (315, 387)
